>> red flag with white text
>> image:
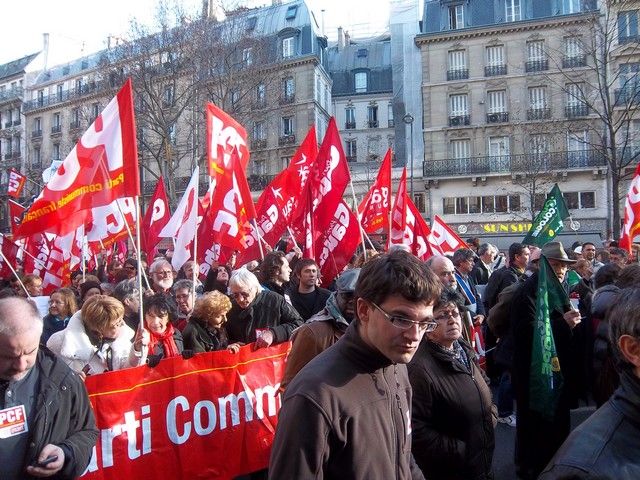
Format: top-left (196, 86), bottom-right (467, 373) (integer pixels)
top-left (406, 199), bottom-right (434, 261)
top-left (428, 215), bottom-right (468, 256)
top-left (8, 199), bottom-right (25, 236)
top-left (206, 103), bottom-right (250, 178)
top-left (0, 236), bottom-right (19, 278)
top-left (142, 179), bottom-right (171, 261)
top-left (85, 198), bottom-right (137, 254)
top-left (620, 162), bottom-right (640, 252)
top-left (7, 168), bottom-right (26, 199)
top-left (358, 149), bottom-right (392, 233)
top-left (389, 168), bottom-right (408, 247)
top-left (15, 79), bottom-right (139, 238)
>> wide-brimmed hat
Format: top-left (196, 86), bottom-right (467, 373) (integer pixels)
top-left (542, 241), bottom-right (576, 264)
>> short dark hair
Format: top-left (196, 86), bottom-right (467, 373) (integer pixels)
top-left (608, 287), bottom-right (640, 371)
top-left (143, 294), bottom-right (174, 321)
top-left (616, 265), bottom-right (640, 289)
top-left (355, 250), bottom-right (441, 312)
top-left (259, 251), bottom-right (287, 283)
top-left (594, 263), bottom-right (621, 289)
top-left (508, 243), bottom-right (527, 263)
top-left (433, 289), bottom-right (465, 312)
top-left (293, 258), bottom-right (318, 278)
top-left (582, 242), bottom-right (596, 249)
top-left (452, 248), bottom-right (476, 267)
top-left (610, 247), bottom-right (628, 259)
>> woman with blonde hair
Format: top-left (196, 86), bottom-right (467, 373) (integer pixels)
top-left (183, 291), bottom-right (242, 353)
top-left (41, 287), bottom-right (78, 343)
top-left (47, 295), bottom-right (142, 376)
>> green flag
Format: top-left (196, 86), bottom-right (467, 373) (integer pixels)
top-left (530, 256), bottom-right (570, 418)
top-left (523, 184), bottom-right (570, 247)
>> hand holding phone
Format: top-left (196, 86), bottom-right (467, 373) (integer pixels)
top-left (33, 455), bottom-right (58, 468)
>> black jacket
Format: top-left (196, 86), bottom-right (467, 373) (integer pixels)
top-left (226, 290), bottom-right (303, 344)
top-left (25, 348), bottom-right (98, 479)
top-left (182, 317), bottom-right (229, 353)
top-left (470, 261), bottom-right (491, 286)
top-left (408, 339), bottom-right (495, 480)
top-left (483, 266), bottom-right (522, 311)
top-left (539, 371), bottom-right (640, 479)
top-left (287, 286), bottom-right (332, 320)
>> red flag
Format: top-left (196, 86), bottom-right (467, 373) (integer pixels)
top-left (142, 178), bottom-right (171, 260)
top-left (428, 215), bottom-right (469, 256)
top-left (358, 149), bottom-right (392, 233)
top-left (8, 200), bottom-right (25, 235)
top-left (297, 118), bottom-right (350, 234)
top-left (0, 236), bottom-right (19, 278)
top-left (23, 233), bottom-right (51, 277)
top-left (7, 168), bottom-right (26, 199)
top-left (406, 199), bottom-right (434, 261)
top-left (15, 79), bottom-right (139, 238)
top-left (315, 200), bottom-right (361, 286)
top-left (85, 198), bottom-right (137, 254)
top-left (159, 168), bottom-right (200, 272)
top-left (390, 168), bottom-right (408, 247)
top-left (620, 162), bottom-right (640, 252)
top-left (206, 102), bottom-right (249, 178)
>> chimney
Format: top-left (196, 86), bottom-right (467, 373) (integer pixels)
top-left (344, 30), bottom-right (351, 46)
top-left (42, 33), bottom-right (50, 71)
top-left (338, 27), bottom-right (345, 50)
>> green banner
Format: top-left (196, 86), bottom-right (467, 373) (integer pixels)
top-left (523, 184), bottom-right (570, 247)
top-left (529, 256), bottom-right (569, 419)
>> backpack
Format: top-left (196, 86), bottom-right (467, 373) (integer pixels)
top-left (487, 277), bottom-right (525, 338)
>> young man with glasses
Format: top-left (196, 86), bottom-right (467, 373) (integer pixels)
top-left (269, 250), bottom-right (440, 480)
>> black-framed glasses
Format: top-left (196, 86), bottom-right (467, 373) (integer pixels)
top-left (370, 302), bottom-right (437, 333)
top-left (433, 309), bottom-right (461, 323)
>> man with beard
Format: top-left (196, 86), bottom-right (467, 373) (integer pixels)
top-left (148, 259), bottom-right (178, 318)
top-left (287, 259), bottom-right (331, 320)
top-left (281, 268), bottom-right (360, 390)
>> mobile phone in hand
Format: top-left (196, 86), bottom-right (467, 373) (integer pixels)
top-left (33, 455), bottom-right (58, 468)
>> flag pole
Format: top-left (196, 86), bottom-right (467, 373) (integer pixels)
top-left (0, 248), bottom-right (29, 297)
top-left (134, 196), bottom-right (145, 331)
top-left (1, 234), bottom-right (48, 272)
top-left (251, 219), bottom-right (265, 261)
top-left (192, 179), bottom-right (199, 303)
top-left (115, 198), bottom-right (151, 290)
top-left (348, 179), bottom-right (368, 261)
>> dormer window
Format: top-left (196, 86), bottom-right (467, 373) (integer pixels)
top-left (355, 71), bottom-right (368, 93)
top-left (357, 49), bottom-right (368, 58)
top-left (286, 5), bottom-right (298, 20)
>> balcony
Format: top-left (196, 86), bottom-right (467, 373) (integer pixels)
top-left (279, 94), bottom-right (295, 105)
top-left (251, 139), bottom-right (267, 150)
top-left (345, 121), bottom-right (356, 130)
top-left (619, 34), bottom-right (640, 45)
top-left (346, 155), bottom-right (357, 162)
top-left (565, 104), bottom-right (590, 118)
top-left (525, 59), bottom-right (549, 72)
top-left (486, 112), bottom-right (509, 123)
top-left (484, 65), bottom-right (507, 77)
top-left (368, 120), bottom-right (379, 128)
top-left (388, 119), bottom-right (395, 127)
top-left (527, 108), bottom-right (552, 120)
top-left (3, 121), bottom-right (11, 129)
top-left (247, 174), bottom-right (277, 191)
top-left (253, 99), bottom-right (267, 110)
top-left (23, 80), bottom-right (105, 112)
top-left (51, 125), bottom-right (62, 135)
top-left (278, 134), bottom-right (296, 146)
top-left (4, 153), bottom-right (13, 160)
top-left (69, 120), bottom-right (81, 130)
top-left (447, 68), bottom-right (469, 81)
top-left (614, 87), bottom-right (640, 106)
top-left (562, 55), bottom-right (587, 68)
top-left (423, 149), bottom-right (606, 178)
top-left (448, 115), bottom-right (470, 127)
top-left (11, 151), bottom-right (21, 159)
top-left (0, 86), bottom-right (23, 104)
top-left (31, 129), bottom-right (42, 139)
top-left (12, 119), bottom-right (20, 126)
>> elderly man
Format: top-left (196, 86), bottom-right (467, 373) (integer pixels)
top-left (281, 268), bottom-right (360, 390)
top-left (426, 255), bottom-right (458, 291)
top-left (269, 250), bottom-right (441, 479)
top-left (172, 279), bottom-right (195, 331)
top-left (452, 248), bottom-right (486, 326)
top-left (147, 258), bottom-right (178, 317)
top-left (484, 242), bottom-right (531, 311)
top-left (225, 268), bottom-right (303, 349)
top-left (0, 297), bottom-right (98, 479)
top-left (471, 243), bottom-right (497, 286)
top-left (540, 287), bottom-right (640, 479)
top-left (286, 259), bottom-right (331, 320)
top-left (113, 278), bottom-right (140, 331)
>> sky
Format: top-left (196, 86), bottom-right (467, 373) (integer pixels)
top-left (0, 0), bottom-right (391, 67)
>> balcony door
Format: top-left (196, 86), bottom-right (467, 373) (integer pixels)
top-left (488, 136), bottom-right (510, 171)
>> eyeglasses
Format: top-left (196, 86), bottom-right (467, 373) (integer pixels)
top-left (370, 302), bottom-right (437, 333)
top-left (433, 309), bottom-right (461, 323)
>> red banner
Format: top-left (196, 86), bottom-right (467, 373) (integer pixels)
top-left (358, 149), bottom-right (392, 234)
top-left (428, 215), bottom-right (468, 256)
top-left (389, 167), bottom-right (408, 247)
top-left (82, 343), bottom-right (289, 480)
top-left (7, 168), bottom-right (26, 198)
top-left (8, 199), bottom-right (25, 235)
top-left (142, 178), bottom-right (171, 261)
top-left (15, 79), bottom-right (139, 238)
top-left (620, 162), bottom-right (640, 252)
top-left (206, 103), bottom-right (249, 178)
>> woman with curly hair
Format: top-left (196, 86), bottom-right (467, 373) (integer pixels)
top-left (41, 287), bottom-right (79, 343)
top-left (183, 291), bottom-right (242, 353)
top-left (134, 294), bottom-right (183, 364)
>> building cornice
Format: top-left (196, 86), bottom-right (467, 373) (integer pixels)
top-left (415, 13), bottom-right (598, 46)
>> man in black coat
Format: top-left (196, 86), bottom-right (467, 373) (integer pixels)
top-left (0, 297), bottom-right (98, 480)
top-left (286, 259), bottom-right (331, 320)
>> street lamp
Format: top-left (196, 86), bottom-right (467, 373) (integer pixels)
top-left (403, 113), bottom-right (415, 197)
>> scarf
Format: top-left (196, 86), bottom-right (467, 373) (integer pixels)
top-left (430, 339), bottom-right (471, 372)
top-left (148, 323), bottom-right (180, 358)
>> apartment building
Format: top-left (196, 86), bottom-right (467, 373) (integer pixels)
top-left (416, 0), bottom-right (611, 247)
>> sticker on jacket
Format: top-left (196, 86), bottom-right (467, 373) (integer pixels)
top-left (0, 405), bottom-right (28, 438)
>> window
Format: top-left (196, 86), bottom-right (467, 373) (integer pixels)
top-left (33, 146), bottom-right (41, 167)
top-left (256, 83), bottom-right (266, 105)
top-left (357, 48), bottom-right (368, 58)
top-left (449, 4), bottom-right (464, 30)
top-left (529, 86), bottom-right (547, 109)
top-left (367, 105), bottom-right (378, 128)
top-left (282, 116), bottom-right (294, 136)
top-left (619, 63), bottom-right (640, 91)
top-left (530, 134), bottom-right (549, 156)
top-left (447, 50), bottom-right (467, 79)
top-left (346, 139), bottom-right (357, 159)
top-left (368, 137), bottom-right (380, 158)
top-left (488, 136), bottom-right (510, 158)
top-left (567, 130), bottom-right (589, 167)
top-left (487, 90), bottom-right (506, 113)
top-left (618, 11), bottom-right (639, 42)
top-left (53, 112), bottom-right (61, 128)
top-left (56, 84), bottom-right (63, 101)
top-left (253, 160), bottom-right (266, 176)
top-left (446, 195), bottom-right (520, 215)
top-left (413, 193), bottom-right (426, 213)
top-left (283, 77), bottom-right (295, 100)
top-left (450, 94), bottom-right (468, 116)
top-left (253, 121), bottom-right (265, 140)
top-left (561, 0), bottom-right (580, 14)
top-left (92, 103), bottom-right (100, 121)
top-left (345, 107), bottom-right (355, 129)
top-left (486, 45), bottom-right (504, 67)
top-left (566, 82), bottom-right (584, 106)
top-left (34, 117), bottom-right (41, 132)
top-left (388, 103), bottom-right (394, 127)
top-left (246, 16), bottom-right (257, 31)
top-left (168, 124), bottom-right (177, 145)
top-left (528, 40), bottom-right (545, 61)
top-left (243, 48), bottom-right (253, 66)
top-left (505, 0), bottom-right (521, 22)
top-left (71, 107), bottom-right (80, 128)
top-left (282, 37), bottom-right (295, 59)
top-left (37, 89), bottom-right (44, 106)
top-left (75, 79), bottom-right (82, 94)
top-left (563, 191), bottom-right (595, 209)
top-left (565, 37), bottom-right (582, 59)
top-left (450, 139), bottom-right (470, 159)
top-left (285, 5), bottom-right (298, 20)
top-left (163, 85), bottom-right (174, 108)
top-left (231, 89), bottom-right (240, 110)
top-left (53, 143), bottom-right (60, 161)
top-left (355, 71), bottom-right (367, 93)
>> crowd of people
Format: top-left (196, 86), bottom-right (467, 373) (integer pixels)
top-left (1, 237), bottom-right (639, 479)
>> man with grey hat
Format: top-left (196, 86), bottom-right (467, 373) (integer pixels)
top-left (510, 241), bottom-right (582, 480)
top-left (280, 268), bottom-right (360, 391)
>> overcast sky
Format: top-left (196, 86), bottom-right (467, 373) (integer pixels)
top-left (0, 0), bottom-right (390, 67)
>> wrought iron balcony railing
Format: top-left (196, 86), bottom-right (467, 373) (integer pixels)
top-left (527, 108), bottom-right (551, 120)
top-left (525, 59), bottom-right (549, 72)
top-left (484, 65), bottom-right (507, 77)
top-left (51, 125), bottom-right (62, 134)
top-left (345, 121), bottom-right (356, 130)
top-left (486, 112), bottom-right (509, 123)
top-left (278, 134), bottom-right (296, 146)
top-left (565, 104), bottom-right (590, 118)
top-left (562, 55), bottom-right (587, 68)
top-left (448, 115), bottom-right (470, 127)
top-left (447, 68), bottom-right (469, 81)
top-left (614, 87), bottom-right (640, 106)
